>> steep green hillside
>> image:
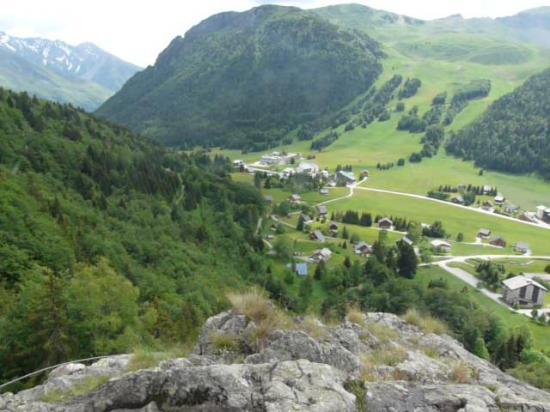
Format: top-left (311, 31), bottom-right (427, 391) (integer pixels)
top-left (447, 68), bottom-right (550, 179)
top-left (0, 88), bottom-right (268, 382)
top-left (96, 5), bottom-right (383, 150)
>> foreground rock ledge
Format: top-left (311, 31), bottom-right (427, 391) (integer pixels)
top-left (1, 311), bottom-right (549, 411)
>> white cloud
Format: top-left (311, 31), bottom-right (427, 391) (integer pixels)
top-left (1, 0), bottom-right (547, 66)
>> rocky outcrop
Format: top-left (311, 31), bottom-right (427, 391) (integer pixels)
top-left (1, 311), bottom-right (549, 411)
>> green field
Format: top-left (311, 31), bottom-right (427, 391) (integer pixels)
top-left (326, 189), bottom-right (550, 255)
top-left (417, 266), bottom-right (550, 351)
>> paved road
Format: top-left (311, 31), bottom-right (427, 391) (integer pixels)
top-left (353, 186), bottom-right (550, 231)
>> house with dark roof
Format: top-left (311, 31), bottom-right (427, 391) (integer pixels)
top-left (378, 218), bottom-right (393, 230)
top-left (317, 205), bottom-right (328, 217)
top-left (354, 242), bottom-right (372, 256)
top-left (489, 236), bottom-right (506, 248)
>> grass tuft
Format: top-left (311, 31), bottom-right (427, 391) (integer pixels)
top-left (366, 323), bottom-right (399, 344)
top-left (403, 308), bottom-right (448, 335)
top-left (227, 288), bottom-right (290, 349)
top-left (210, 332), bottom-right (241, 354)
top-left (41, 375), bottom-right (110, 403)
top-left (128, 344), bottom-right (191, 372)
top-left (346, 305), bottom-right (366, 327)
top-left (450, 361), bottom-right (475, 383)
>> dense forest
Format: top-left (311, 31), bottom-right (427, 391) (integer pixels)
top-left (446, 69), bottom-right (550, 179)
top-left (0, 88), bottom-right (269, 384)
top-left (96, 5), bottom-right (383, 151)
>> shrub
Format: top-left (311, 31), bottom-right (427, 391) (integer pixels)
top-left (403, 308), bottom-right (448, 335)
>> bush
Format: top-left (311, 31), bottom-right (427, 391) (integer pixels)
top-left (545, 264), bottom-right (550, 274)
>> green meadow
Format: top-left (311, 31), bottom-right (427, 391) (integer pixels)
top-left (326, 189), bottom-right (550, 255)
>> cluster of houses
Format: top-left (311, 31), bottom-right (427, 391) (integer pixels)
top-left (477, 229), bottom-right (531, 254)
top-left (502, 275), bottom-right (547, 308)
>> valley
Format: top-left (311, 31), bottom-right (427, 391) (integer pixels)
top-left (1, 1), bottom-right (550, 404)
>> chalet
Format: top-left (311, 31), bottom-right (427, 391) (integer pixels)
top-left (328, 221), bottom-right (339, 236)
top-left (287, 262), bottom-right (309, 277)
top-left (264, 195), bottom-right (273, 204)
top-left (336, 170), bottom-right (356, 186)
top-left (317, 205), bottom-right (328, 218)
top-left (320, 170), bottom-right (330, 179)
top-left (477, 228), bottom-right (491, 239)
top-left (310, 230), bottom-right (325, 242)
top-left (483, 185), bottom-right (493, 195)
top-left (360, 170), bottom-right (369, 179)
top-left (354, 242), bottom-right (372, 256)
top-left (378, 218), bottom-right (393, 230)
top-left (430, 239), bottom-right (452, 253)
top-left (233, 159), bottom-right (244, 167)
top-left (319, 188), bottom-right (329, 195)
top-left (502, 275), bottom-right (547, 307)
top-left (514, 242), bottom-right (531, 255)
top-left (311, 248), bottom-right (332, 263)
top-left (290, 194), bottom-right (302, 203)
top-left (494, 194), bottom-right (505, 205)
top-left (489, 236), bottom-right (507, 248)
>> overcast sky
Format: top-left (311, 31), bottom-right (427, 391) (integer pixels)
top-left (1, 0), bottom-right (548, 66)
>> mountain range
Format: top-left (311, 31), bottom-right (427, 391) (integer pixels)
top-left (0, 31), bottom-right (140, 110)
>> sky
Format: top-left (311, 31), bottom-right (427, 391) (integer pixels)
top-left (0, 0), bottom-right (548, 67)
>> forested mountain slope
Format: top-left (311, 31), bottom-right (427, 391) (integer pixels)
top-left (96, 5), bottom-right (383, 151)
top-left (446, 68), bottom-right (550, 179)
top-left (0, 88), bottom-right (268, 383)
